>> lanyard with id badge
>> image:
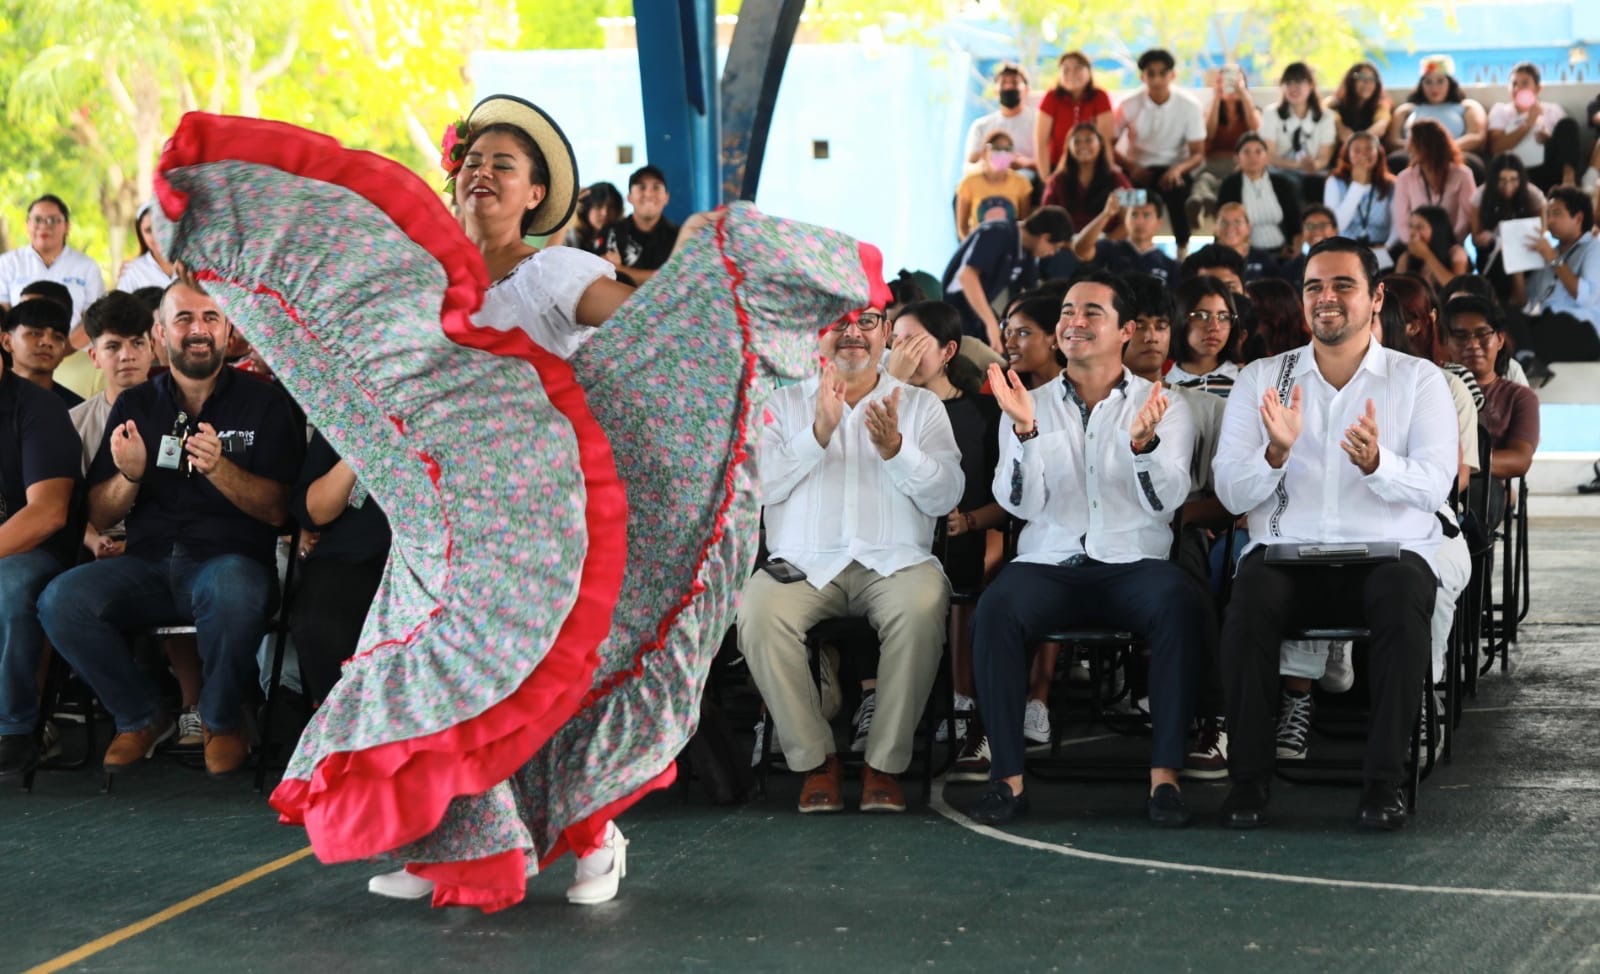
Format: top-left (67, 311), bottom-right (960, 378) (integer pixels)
top-left (156, 411), bottom-right (191, 474)
top-left (1530, 240), bottom-right (1588, 314)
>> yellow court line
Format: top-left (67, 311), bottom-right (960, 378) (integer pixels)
top-left (23, 846), bottom-right (316, 974)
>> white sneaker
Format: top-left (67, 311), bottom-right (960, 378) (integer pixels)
top-left (1583, 166), bottom-right (1599, 193)
top-left (937, 693), bottom-right (974, 743)
top-left (750, 718), bottom-right (785, 769)
top-left (1023, 699), bottom-right (1052, 746)
top-left (367, 868), bottom-right (434, 900)
top-left (176, 707), bottom-right (204, 748)
top-left (39, 720), bottom-right (62, 762)
top-left (1318, 641), bottom-right (1354, 693)
top-left (566, 822), bottom-right (628, 905)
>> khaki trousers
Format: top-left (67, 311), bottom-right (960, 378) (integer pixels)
top-left (738, 560), bottom-right (949, 774)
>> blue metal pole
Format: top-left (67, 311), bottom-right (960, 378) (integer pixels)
top-left (633, 0), bottom-right (719, 221)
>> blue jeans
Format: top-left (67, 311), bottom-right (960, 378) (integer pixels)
top-left (0, 547), bottom-right (69, 736)
top-left (39, 546), bottom-right (276, 734)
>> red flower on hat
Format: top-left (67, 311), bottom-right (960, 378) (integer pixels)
top-left (439, 117), bottom-right (469, 194)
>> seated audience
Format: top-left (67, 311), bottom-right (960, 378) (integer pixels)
top-left (603, 165), bottom-right (678, 286)
top-left (563, 182), bottom-right (624, 257)
top-left (1387, 56), bottom-right (1488, 182)
top-left (998, 290), bottom-right (1065, 390)
top-left (1180, 242), bottom-right (1248, 294)
top-left (965, 63), bottom-right (1039, 178)
top-left (289, 432), bottom-right (392, 704)
top-left (116, 202), bottom-right (178, 293)
top-left (1211, 203), bottom-right (1282, 283)
top-left (1035, 51), bottom-right (1114, 177)
top-left (1486, 62), bottom-right (1581, 192)
top-left (1243, 276), bottom-right (1311, 359)
top-left (1280, 203), bottom-right (1339, 288)
top-left (1440, 274), bottom-right (1532, 386)
top-left (1445, 294), bottom-right (1540, 483)
top-left (1469, 154), bottom-right (1546, 303)
top-left (965, 272), bottom-right (1206, 827)
top-left (1042, 123), bottom-right (1130, 237)
top-left (1389, 118), bottom-right (1475, 249)
top-left (1506, 186), bottom-right (1600, 364)
top-left (1324, 132), bottom-right (1396, 257)
top-left (1115, 48), bottom-right (1208, 253)
top-left (1218, 133), bottom-right (1302, 255)
top-left (1190, 62), bottom-right (1263, 227)
top-left (0, 324), bottom-right (81, 777)
top-left (1258, 63), bottom-right (1336, 198)
top-left (1213, 237), bottom-right (1455, 831)
top-left (3, 299), bottom-right (81, 408)
top-left (885, 301), bottom-right (1002, 776)
top-left (940, 206), bottom-right (1072, 352)
top-left (737, 306), bottom-right (962, 814)
top-left (957, 132), bottom-right (1035, 239)
top-left (71, 292), bottom-right (155, 550)
top-left (0, 195), bottom-right (106, 334)
top-left (1073, 194), bottom-right (1180, 285)
top-left (1395, 205), bottom-right (1471, 289)
top-left (1167, 276), bottom-right (1244, 395)
top-left (39, 282), bottom-right (305, 777)
top-left (1329, 62), bottom-right (1393, 149)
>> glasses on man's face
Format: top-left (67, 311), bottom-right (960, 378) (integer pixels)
top-left (1187, 310), bottom-right (1234, 324)
top-left (28, 216), bottom-right (64, 228)
top-left (1446, 328), bottom-right (1496, 346)
top-left (1303, 220), bottom-right (1335, 233)
top-left (841, 312), bottom-right (885, 333)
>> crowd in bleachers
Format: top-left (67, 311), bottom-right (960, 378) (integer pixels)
top-left (0, 46), bottom-right (1591, 839)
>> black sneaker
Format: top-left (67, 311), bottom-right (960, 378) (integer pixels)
top-left (0, 733), bottom-right (39, 777)
top-left (1275, 691), bottom-right (1313, 760)
top-left (1146, 783), bottom-right (1192, 828)
top-left (964, 780), bottom-right (1029, 825)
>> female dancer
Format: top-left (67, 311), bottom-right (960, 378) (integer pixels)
top-left (153, 96), bottom-right (883, 912)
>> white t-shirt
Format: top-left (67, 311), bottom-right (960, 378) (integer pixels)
top-left (116, 253), bottom-right (176, 293)
top-left (0, 244), bottom-right (106, 326)
top-left (1240, 174), bottom-right (1286, 250)
top-left (1258, 105), bottom-right (1337, 163)
top-left (1486, 100), bottom-right (1565, 168)
top-left (70, 392), bottom-right (115, 476)
top-left (1115, 89), bottom-right (1207, 169)
top-left (475, 246), bottom-right (617, 361)
top-left (963, 107), bottom-right (1039, 171)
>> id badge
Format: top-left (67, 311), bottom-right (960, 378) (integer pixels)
top-left (156, 434), bottom-right (185, 470)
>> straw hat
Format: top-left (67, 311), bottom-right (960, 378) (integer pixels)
top-left (464, 95), bottom-right (579, 238)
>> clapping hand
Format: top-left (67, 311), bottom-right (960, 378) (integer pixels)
top-left (812, 361), bottom-right (847, 448)
top-left (1129, 383), bottom-right (1168, 451)
top-left (987, 363), bottom-right (1035, 433)
top-left (1339, 398), bottom-right (1382, 475)
top-left (108, 420), bottom-right (147, 483)
top-left (1260, 385), bottom-right (1303, 467)
top-left (864, 387), bottom-right (904, 460)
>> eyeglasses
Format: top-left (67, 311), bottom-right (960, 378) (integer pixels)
top-left (1303, 220), bottom-right (1336, 232)
top-left (28, 216), bottom-right (64, 227)
top-left (1446, 328), bottom-right (1497, 345)
top-left (842, 312), bottom-right (885, 333)
top-left (1187, 310), bottom-right (1234, 323)
top-left (1353, 71), bottom-right (1378, 82)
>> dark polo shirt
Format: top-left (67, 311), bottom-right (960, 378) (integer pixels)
top-left (0, 369), bottom-right (81, 563)
top-left (89, 368), bottom-right (303, 566)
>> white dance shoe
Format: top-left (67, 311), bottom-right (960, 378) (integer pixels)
top-left (367, 868), bottom-right (435, 900)
top-left (565, 823), bottom-right (628, 905)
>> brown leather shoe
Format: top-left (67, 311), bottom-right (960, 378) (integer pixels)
top-left (860, 764), bottom-right (906, 813)
top-left (797, 754), bottom-right (843, 813)
top-left (202, 727), bottom-right (249, 777)
top-left (102, 715), bottom-right (176, 772)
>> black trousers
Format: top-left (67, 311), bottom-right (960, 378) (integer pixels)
top-left (1134, 167), bottom-right (1197, 247)
top-left (1527, 118), bottom-right (1582, 192)
top-left (1505, 308), bottom-right (1600, 363)
top-left (971, 558), bottom-right (1210, 778)
top-left (287, 554), bottom-right (385, 702)
top-left (1221, 547), bottom-right (1435, 784)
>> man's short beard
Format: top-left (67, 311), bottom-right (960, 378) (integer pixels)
top-left (169, 343), bottom-right (223, 380)
top-left (832, 350), bottom-right (874, 374)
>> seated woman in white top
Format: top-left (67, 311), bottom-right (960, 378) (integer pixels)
top-left (115, 202), bottom-right (178, 293)
top-left (1166, 275), bottom-right (1243, 397)
top-left (1258, 62), bottom-right (1336, 192)
top-left (1469, 153), bottom-right (1546, 303)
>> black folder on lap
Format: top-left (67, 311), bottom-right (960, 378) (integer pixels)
top-left (1263, 541), bottom-right (1402, 566)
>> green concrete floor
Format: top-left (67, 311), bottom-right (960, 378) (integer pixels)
top-left (4, 519), bottom-right (1599, 973)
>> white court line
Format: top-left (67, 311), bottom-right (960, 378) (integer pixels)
top-left (930, 780), bottom-right (1600, 904)
top-left (1462, 705), bottom-right (1600, 713)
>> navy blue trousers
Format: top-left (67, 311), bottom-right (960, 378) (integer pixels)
top-left (971, 558), bottom-right (1210, 779)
